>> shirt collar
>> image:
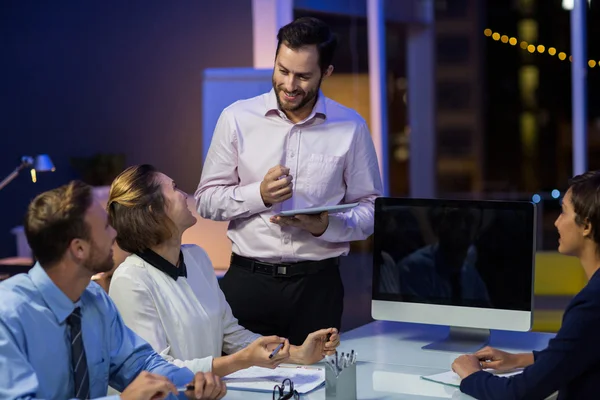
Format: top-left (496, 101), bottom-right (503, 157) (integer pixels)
top-left (136, 248), bottom-right (187, 281)
top-left (265, 88), bottom-right (327, 121)
top-left (29, 263), bottom-right (77, 324)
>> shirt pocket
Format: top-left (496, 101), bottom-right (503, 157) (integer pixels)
top-left (89, 355), bottom-right (109, 394)
top-left (306, 153), bottom-right (344, 198)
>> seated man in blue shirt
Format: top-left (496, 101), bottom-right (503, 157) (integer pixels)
top-left (0, 180), bottom-right (226, 400)
top-left (452, 170), bottom-right (600, 400)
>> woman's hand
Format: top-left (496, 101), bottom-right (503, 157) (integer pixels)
top-left (474, 346), bottom-right (531, 371)
top-left (289, 328), bottom-right (340, 365)
top-left (238, 336), bottom-right (290, 369)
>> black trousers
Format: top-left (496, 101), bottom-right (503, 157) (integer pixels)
top-left (219, 257), bottom-right (345, 346)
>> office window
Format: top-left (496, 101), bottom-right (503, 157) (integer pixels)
top-left (437, 35), bottom-right (471, 64)
top-left (518, 0), bottom-right (536, 14)
top-left (435, 0), bottom-right (469, 19)
top-left (438, 128), bottom-right (473, 156)
top-left (437, 81), bottom-right (472, 110)
top-left (438, 173), bottom-right (473, 193)
top-left (518, 19), bottom-right (538, 43)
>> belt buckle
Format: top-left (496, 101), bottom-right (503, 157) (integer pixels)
top-left (273, 263), bottom-right (292, 277)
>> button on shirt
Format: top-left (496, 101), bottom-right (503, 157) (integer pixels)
top-left (0, 263), bottom-right (194, 400)
top-left (109, 245), bottom-right (261, 373)
top-left (195, 89), bottom-right (383, 262)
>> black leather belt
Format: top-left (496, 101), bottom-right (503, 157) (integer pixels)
top-left (230, 253), bottom-right (339, 278)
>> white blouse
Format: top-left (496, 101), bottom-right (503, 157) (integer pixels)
top-left (108, 244), bottom-right (260, 373)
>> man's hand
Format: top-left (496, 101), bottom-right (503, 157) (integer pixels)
top-left (185, 372), bottom-right (227, 400)
top-left (290, 328), bottom-right (340, 365)
top-left (474, 346), bottom-right (530, 371)
top-left (238, 336), bottom-right (291, 369)
top-left (120, 371), bottom-right (178, 400)
top-left (270, 211), bottom-right (329, 236)
top-left (260, 165), bottom-right (293, 206)
top-left (451, 354), bottom-right (482, 379)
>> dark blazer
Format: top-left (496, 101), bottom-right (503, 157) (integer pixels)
top-left (461, 268), bottom-right (600, 399)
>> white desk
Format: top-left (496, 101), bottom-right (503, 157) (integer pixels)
top-left (224, 320), bottom-right (555, 399)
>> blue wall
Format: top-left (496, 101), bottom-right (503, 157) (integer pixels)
top-left (0, 0), bottom-right (253, 258)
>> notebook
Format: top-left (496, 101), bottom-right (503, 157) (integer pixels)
top-left (223, 365), bottom-right (325, 394)
top-left (421, 369), bottom-right (523, 388)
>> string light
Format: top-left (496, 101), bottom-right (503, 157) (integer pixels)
top-left (484, 28), bottom-right (599, 67)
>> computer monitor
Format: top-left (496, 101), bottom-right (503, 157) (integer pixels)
top-left (372, 198), bottom-right (536, 352)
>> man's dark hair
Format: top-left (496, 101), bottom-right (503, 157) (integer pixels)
top-left (276, 17), bottom-right (337, 73)
top-left (568, 170), bottom-right (600, 249)
top-left (25, 180), bottom-right (93, 268)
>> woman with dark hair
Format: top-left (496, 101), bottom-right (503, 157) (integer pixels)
top-left (107, 165), bottom-right (340, 377)
top-left (452, 170), bottom-right (600, 399)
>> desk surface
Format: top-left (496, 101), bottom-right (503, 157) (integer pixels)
top-left (340, 320), bottom-right (554, 370)
top-left (225, 320), bottom-right (555, 399)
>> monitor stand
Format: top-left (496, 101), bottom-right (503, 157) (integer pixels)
top-left (422, 327), bottom-right (490, 353)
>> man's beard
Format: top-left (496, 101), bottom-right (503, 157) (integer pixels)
top-left (83, 243), bottom-right (115, 274)
top-left (272, 77), bottom-right (322, 113)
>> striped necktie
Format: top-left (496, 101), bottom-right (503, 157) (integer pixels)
top-left (67, 307), bottom-right (90, 399)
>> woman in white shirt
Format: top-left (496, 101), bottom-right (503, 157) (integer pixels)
top-left (106, 164), bottom-right (340, 377)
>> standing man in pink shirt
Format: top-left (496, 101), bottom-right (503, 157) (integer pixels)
top-left (195, 17), bottom-right (382, 345)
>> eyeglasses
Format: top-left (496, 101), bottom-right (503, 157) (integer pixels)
top-left (273, 378), bottom-right (299, 400)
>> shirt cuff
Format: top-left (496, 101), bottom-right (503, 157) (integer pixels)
top-left (459, 370), bottom-right (490, 393)
top-left (317, 213), bottom-right (345, 242)
top-left (200, 355), bottom-right (214, 373)
top-left (189, 356), bottom-right (214, 373)
top-left (234, 181), bottom-right (271, 215)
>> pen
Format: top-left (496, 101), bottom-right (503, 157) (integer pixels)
top-left (269, 343), bottom-right (284, 359)
top-left (177, 385), bottom-right (194, 392)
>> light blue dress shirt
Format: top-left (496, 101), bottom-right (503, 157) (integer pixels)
top-left (0, 263), bottom-right (195, 399)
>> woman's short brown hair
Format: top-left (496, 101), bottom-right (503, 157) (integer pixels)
top-left (107, 164), bottom-right (174, 253)
top-left (569, 170), bottom-right (600, 250)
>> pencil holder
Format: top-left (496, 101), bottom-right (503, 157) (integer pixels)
top-left (325, 362), bottom-right (357, 400)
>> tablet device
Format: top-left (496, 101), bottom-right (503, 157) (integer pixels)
top-left (275, 202), bottom-right (359, 217)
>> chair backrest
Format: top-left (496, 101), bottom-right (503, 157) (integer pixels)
top-left (0, 258), bottom-right (34, 281)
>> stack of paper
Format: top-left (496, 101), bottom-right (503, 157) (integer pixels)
top-left (223, 365), bottom-right (325, 394)
top-left (421, 369), bottom-right (523, 388)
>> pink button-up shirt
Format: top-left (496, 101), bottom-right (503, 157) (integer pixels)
top-left (195, 89), bottom-right (382, 263)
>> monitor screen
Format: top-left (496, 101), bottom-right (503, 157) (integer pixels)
top-left (372, 198), bottom-right (535, 312)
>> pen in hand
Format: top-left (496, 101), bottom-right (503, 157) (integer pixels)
top-left (177, 384), bottom-right (195, 392)
top-left (269, 343), bottom-right (284, 359)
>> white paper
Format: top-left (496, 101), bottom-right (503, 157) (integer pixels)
top-left (223, 365), bottom-right (325, 394)
top-left (421, 369), bottom-right (523, 388)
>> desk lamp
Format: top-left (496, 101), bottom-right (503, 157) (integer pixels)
top-left (0, 155), bottom-right (55, 191)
